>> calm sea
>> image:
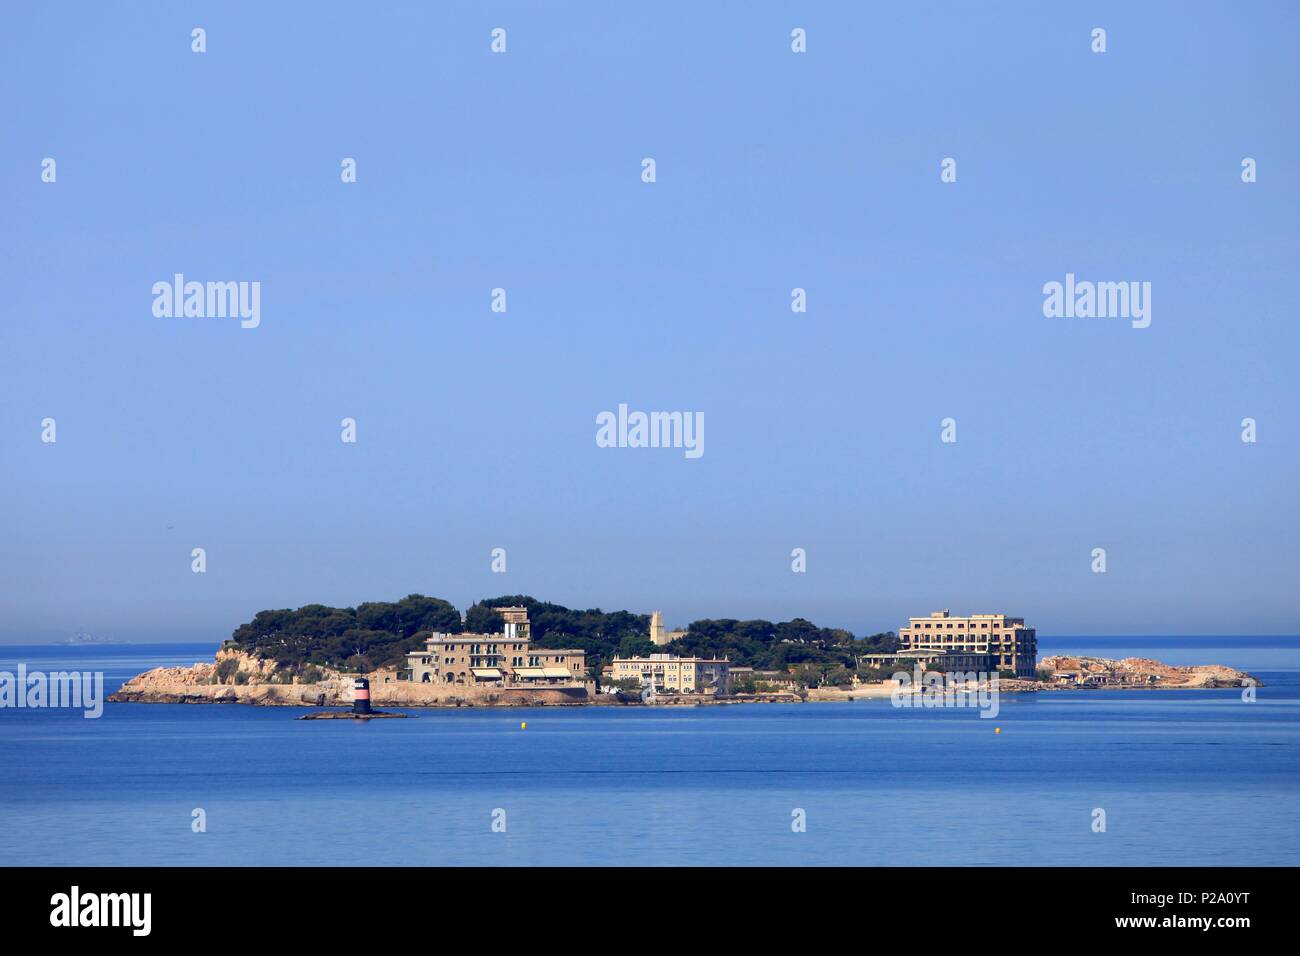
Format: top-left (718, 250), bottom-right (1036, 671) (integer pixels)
top-left (2, 638), bottom-right (1298, 866)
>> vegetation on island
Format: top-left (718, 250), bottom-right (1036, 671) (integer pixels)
top-left (228, 595), bottom-right (461, 673)
top-left (226, 593), bottom-right (898, 681)
top-left (669, 618), bottom-right (896, 674)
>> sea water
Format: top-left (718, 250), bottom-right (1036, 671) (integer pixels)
top-left (1, 639), bottom-right (1297, 866)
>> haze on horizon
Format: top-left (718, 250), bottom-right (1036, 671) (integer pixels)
top-left (3, 4), bottom-right (1298, 644)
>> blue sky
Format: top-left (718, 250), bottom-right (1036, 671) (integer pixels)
top-left (2, 2), bottom-right (1298, 642)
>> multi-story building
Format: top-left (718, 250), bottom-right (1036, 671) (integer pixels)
top-left (611, 653), bottom-right (731, 695)
top-left (406, 606), bottom-right (586, 686)
top-left (897, 610), bottom-right (1037, 678)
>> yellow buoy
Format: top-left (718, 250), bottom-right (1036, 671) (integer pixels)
top-left (995, 727), bottom-right (1001, 734)
top-left (521, 721), bottom-right (526, 730)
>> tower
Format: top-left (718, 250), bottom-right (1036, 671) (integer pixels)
top-left (650, 610), bottom-right (667, 646)
top-left (498, 605), bottom-right (531, 642)
top-left (352, 676), bottom-right (372, 714)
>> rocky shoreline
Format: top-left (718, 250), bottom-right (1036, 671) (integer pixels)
top-left (107, 649), bottom-right (595, 708)
top-left (106, 647), bottom-right (1259, 709)
top-left (1032, 655), bottom-right (1258, 689)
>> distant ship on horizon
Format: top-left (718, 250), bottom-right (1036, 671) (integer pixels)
top-left (59, 629), bottom-right (126, 647)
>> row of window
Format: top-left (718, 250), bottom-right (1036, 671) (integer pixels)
top-left (420, 655), bottom-right (576, 670)
top-left (432, 642), bottom-right (530, 653)
top-left (913, 622), bottom-right (1014, 630)
top-left (905, 636), bottom-right (1034, 645)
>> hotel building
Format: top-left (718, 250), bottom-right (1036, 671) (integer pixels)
top-left (896, 610), bottom-right (1038, 678)
top-left (406, 606), bottom-right (587, 686)
top-left (611, 654), bottom-right (731, 695)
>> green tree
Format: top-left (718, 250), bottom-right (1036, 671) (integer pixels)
top-left (464, 603), bottom-right (504, 633)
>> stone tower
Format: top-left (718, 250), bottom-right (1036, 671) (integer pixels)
top-left (650, 610), bottom-right (668, 646)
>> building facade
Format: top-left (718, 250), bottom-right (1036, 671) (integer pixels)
top-left (858, 649), bottom-right (999, 674)
top-left (897, 610), bottom-right (1037, 678)
top-left (611, 653), bottom-right (731, 695)
top-left (406, 606), bottom-right (586, 686)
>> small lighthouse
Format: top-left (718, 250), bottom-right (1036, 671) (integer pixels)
top-left (352, 676), bottom-right (372, 715)
top-left (299, 673), bottom-right (412, 721)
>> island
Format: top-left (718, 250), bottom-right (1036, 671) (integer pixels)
top-left (106, 595), bottom-right (1259, 708)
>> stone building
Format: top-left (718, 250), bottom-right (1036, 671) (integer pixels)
top-left (406, 606), bottom-right (586, 686)
top-left (896, 610), bottom-right (1037, 678)
top-left (611, 653), bottom-right (731, 695)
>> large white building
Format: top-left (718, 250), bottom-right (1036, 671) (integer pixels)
top-left (897, 610), bottom-right (1037, 678)
top-left (611, 653), bottom-right (731, 695)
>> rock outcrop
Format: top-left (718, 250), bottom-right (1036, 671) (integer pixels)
top-left (108, 651), bottom-right (592, 707)
top-left (1038, 655), bottom-right (1258, 688)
